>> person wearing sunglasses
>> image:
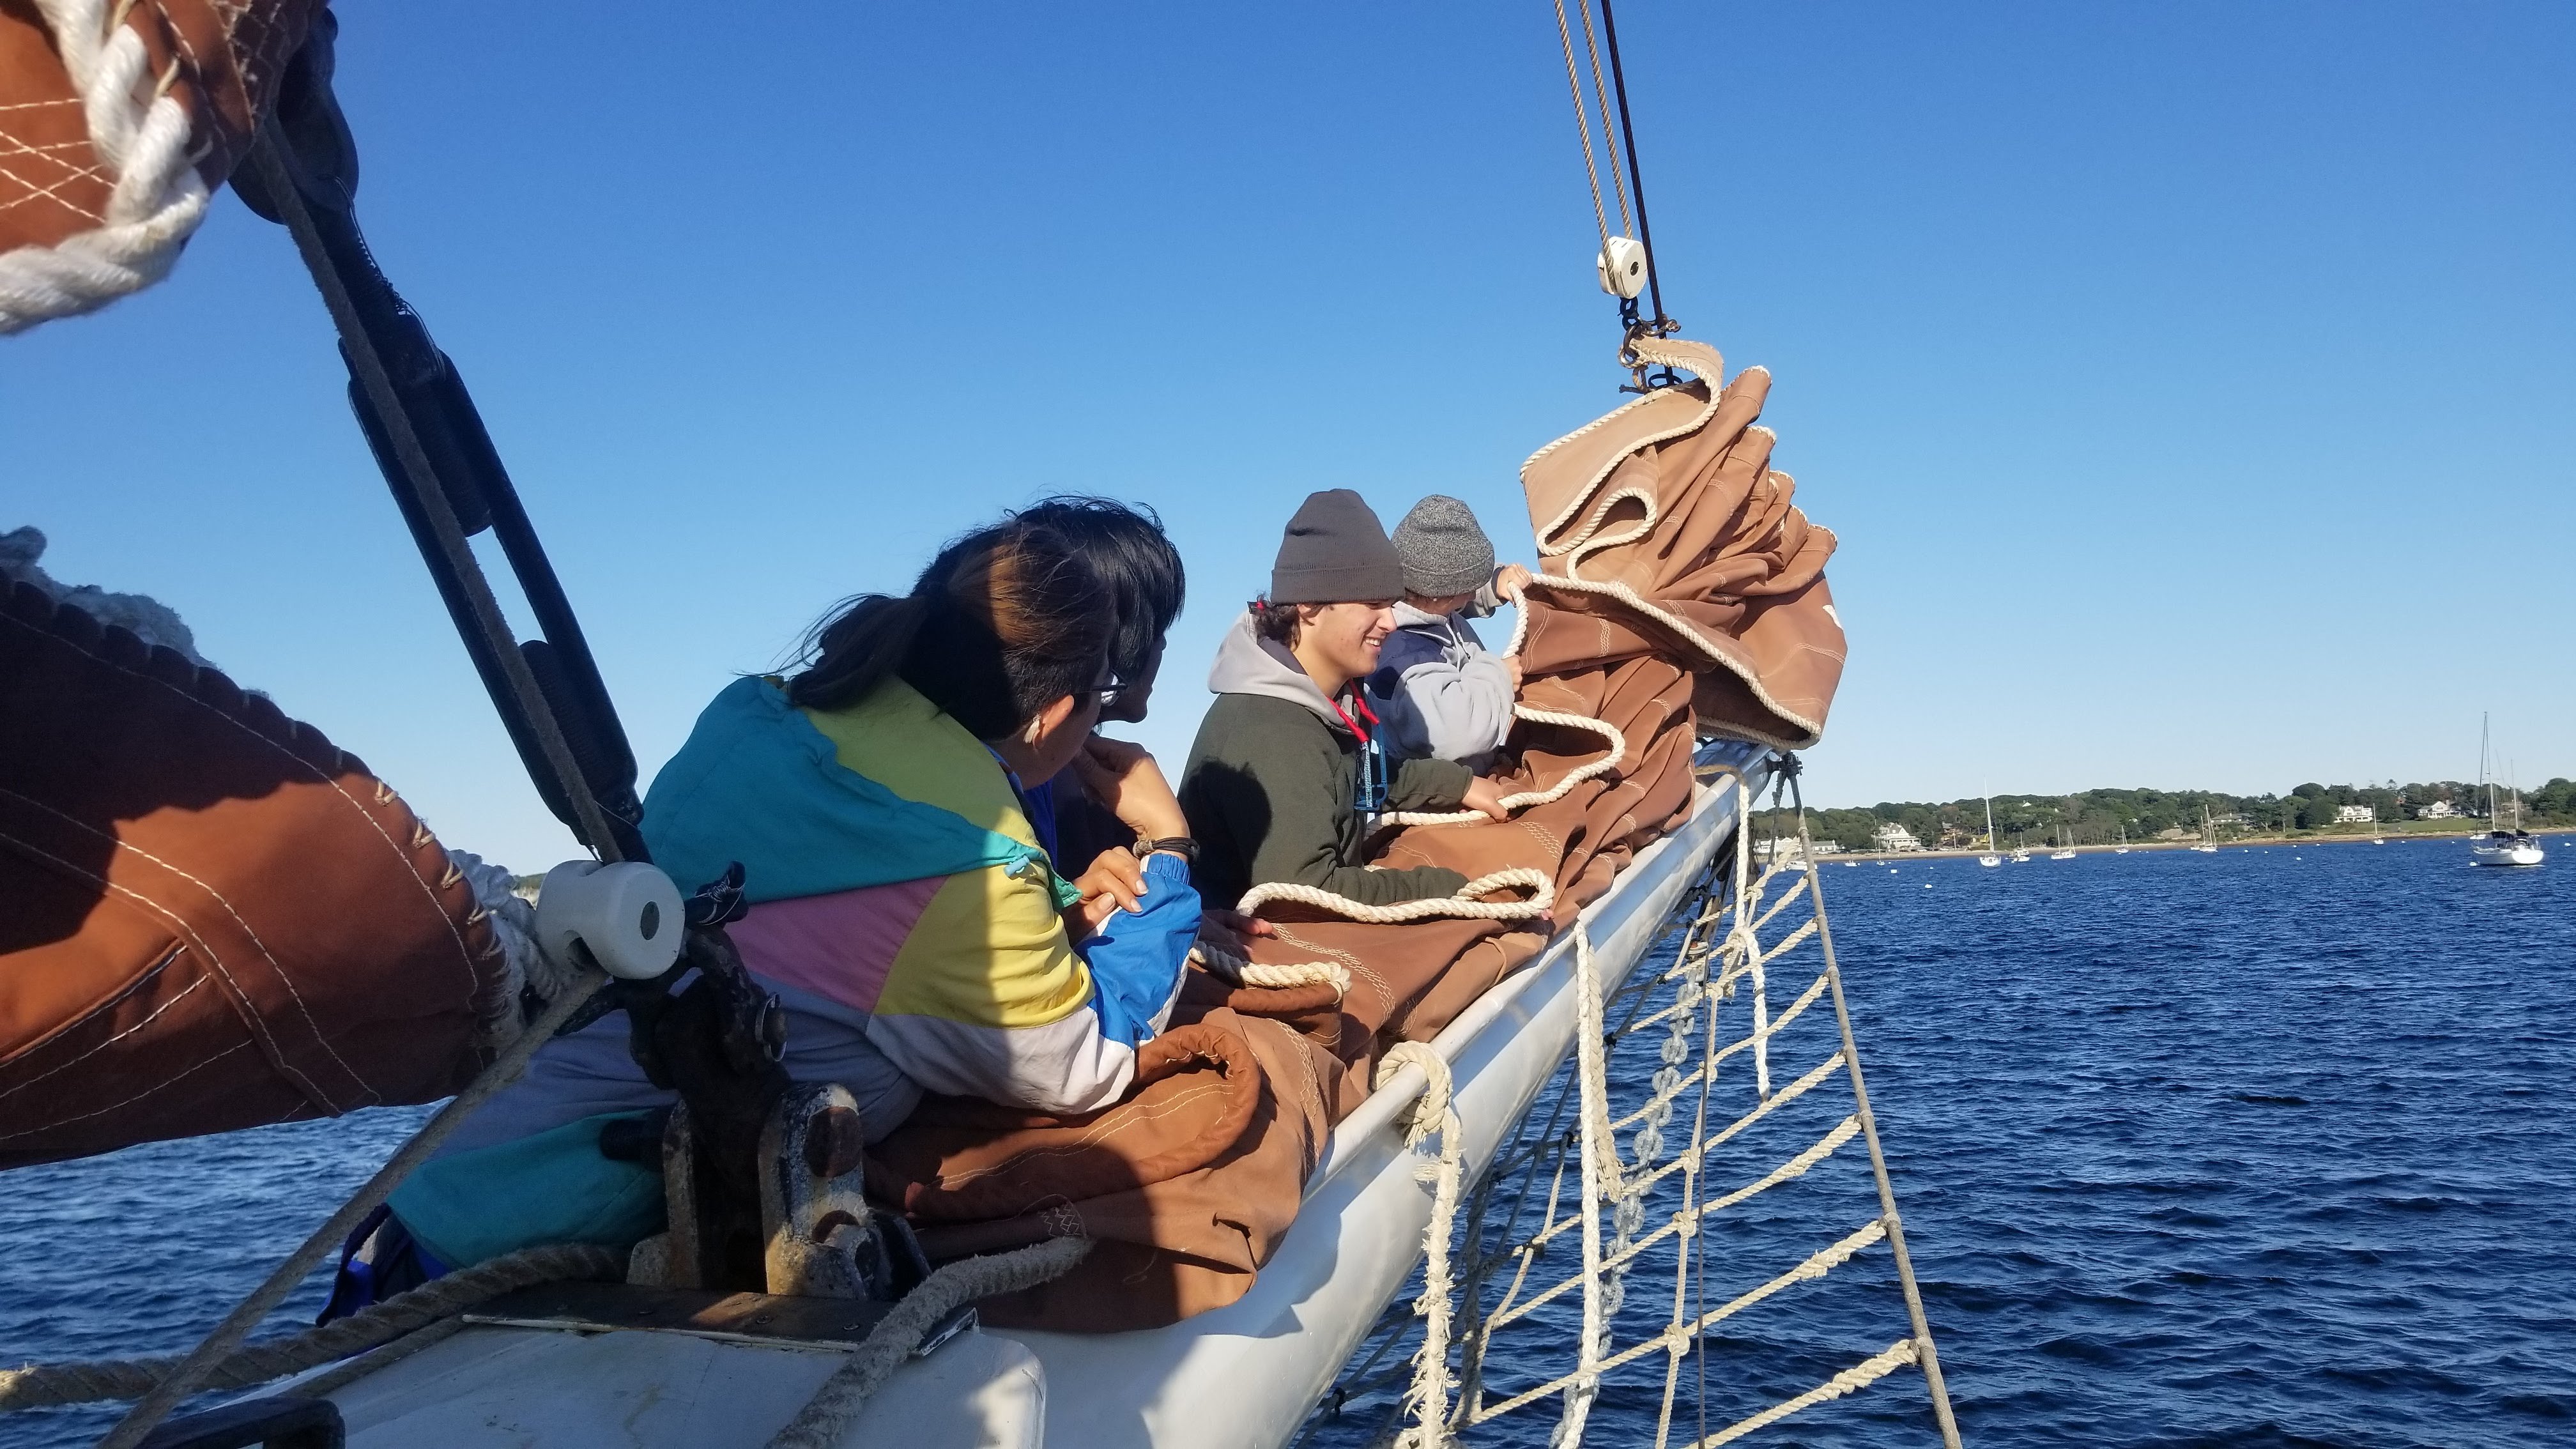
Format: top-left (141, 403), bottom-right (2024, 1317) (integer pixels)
top-left (1179, 489), bottom-right (1511, 915)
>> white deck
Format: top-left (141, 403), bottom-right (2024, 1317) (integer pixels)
top-left (308, 748), bottom-right (1763, 1448)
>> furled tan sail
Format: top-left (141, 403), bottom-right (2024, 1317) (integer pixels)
top-left (1520, 336), bottom-right (1845, 747)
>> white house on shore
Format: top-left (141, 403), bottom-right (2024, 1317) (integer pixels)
top-left (1870, 822), bottom-right (1922, 852)
top-left (2333, 804), bottom-right (2376, 824)
top-left (2416, 800), bottom-right (2460, 820)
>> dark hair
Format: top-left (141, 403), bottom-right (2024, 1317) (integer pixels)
top-left (788, 518), bottom-right (1110, 739)
top-left (1013, 496), bottom-right (1184, 687)
top-left (1250, 596), bottom-right (1301, 645)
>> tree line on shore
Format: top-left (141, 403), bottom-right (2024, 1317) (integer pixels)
top-left (1796, 779), bottom-right (2576, 854)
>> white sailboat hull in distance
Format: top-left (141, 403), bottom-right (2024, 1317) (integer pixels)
top-left (2469, 834), bottom-right (2546, 868)
top-left (1978, 855), bottom-right (2002, 868)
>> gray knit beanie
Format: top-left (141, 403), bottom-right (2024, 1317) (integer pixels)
top-left (1269, 489), bottom-right (1404, 604)
top-left (1391, 495), bottom-right (1496, 599)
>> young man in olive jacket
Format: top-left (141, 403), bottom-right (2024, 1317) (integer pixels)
top-left (1179, 489), bottom-right (1510, 911)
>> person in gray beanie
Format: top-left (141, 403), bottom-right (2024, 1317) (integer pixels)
top-left (1370, 495), bottom-right (1532, 771)
top-left (1179, 489), bottom-right (1509, 912)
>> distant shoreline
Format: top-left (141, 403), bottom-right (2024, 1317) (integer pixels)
top-left (1817, 824), bottom-right (2574, 863)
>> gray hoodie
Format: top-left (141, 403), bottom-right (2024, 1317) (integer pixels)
top-left (1179, 612), bottom-right (1472, 910)
top-left (1368, 601), bottom-right (1516, 771)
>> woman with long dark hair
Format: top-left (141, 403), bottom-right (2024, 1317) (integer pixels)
top-left (333, 513), bottom-right (1201, 1303)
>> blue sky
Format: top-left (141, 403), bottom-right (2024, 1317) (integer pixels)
top-left (7, 2), bottom-right (2570, 867)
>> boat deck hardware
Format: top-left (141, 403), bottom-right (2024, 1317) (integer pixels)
top-left (134, 1394), bottom-right (343, 1449)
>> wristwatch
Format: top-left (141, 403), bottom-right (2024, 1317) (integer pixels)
top-left (1130, 836), bottom-right (1199, 864)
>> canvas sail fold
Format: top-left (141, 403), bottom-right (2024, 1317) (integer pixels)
top-left (0, 581), bottom-right (516, 1169)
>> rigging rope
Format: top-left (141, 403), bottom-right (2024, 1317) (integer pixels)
top-left (1593, 0), bottom-right (1672, 335)
top-left (1573, 0), bottom-right (1637, 240)
top-left (1300, 761), bottom-right (1965, 1449)
top-left (1550, 0), bottom-right (1616, 250)
top-left (0, 1243), bottom-right (624, 1411)
top-left (1375, 1043), bottom-right (1465, 1449)
top-left (764, 1237), bottom-right (1092, 1449)
top-left (89, 967), bottom-right (609, 1449)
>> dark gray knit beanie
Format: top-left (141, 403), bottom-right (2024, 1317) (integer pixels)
top-left (1269, 489), bottom-right (1404, 604)
top-left (1391, 494), bottom-right (1496, 599)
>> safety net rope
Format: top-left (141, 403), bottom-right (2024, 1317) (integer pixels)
top-left (1296, 772), bottom-right (1963, 1448)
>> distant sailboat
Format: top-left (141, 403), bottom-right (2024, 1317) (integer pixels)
top-left (1979, 797), bottom-right (2002, 868)
top-left (2370, 804), bottom-right (2385, 845)
top-left (2114, 824), bottom-right (2131, 854)
top-left (2469, 715), bottom-right (2545, 868)
top-left (2191, 804), bottom-right (2219, 854)
top-left (2049, 822), bottom-right (2076, 861)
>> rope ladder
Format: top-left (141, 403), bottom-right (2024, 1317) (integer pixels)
top-left (1299, 768), bottom-right (1964, 1448)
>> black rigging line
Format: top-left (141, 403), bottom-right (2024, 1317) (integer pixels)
top-left (1595, 0), bottom-right (1673, 339)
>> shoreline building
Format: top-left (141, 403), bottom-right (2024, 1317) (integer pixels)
top-left (1870, 821), bottom-right (1923, 852)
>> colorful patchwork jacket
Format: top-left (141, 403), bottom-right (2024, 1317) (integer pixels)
top-left (379, 675), bottom-right (1197, 1276)
top-left (647, 673), bottom-right (1201, 1115)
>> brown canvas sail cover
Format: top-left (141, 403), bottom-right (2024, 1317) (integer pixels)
top-left (870, 337), bottom-right (1846, 1330)
top-left (0, 581), bottom-right (515, 1169)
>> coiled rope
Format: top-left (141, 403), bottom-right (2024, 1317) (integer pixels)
top-left (763, 1236), bottom-right (1092, 1449)
top-left (0, 0), bottom-right (213, 334)
top-left (0, 1242), bottom-right (623, 1411)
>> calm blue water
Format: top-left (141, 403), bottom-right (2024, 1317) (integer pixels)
top-left (7, 839), bottom-right (2573, 1446)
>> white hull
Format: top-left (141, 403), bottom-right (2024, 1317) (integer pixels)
top-left (286, 749), bottom-right (1769, 1448)
top-left (2470, 840), bottom-right (2545, 868)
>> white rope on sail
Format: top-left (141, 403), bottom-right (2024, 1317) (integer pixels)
top-left (1188, 938), bottom-right (1351, 998)
top-left (1377, 706), bottom-right (1627, 829)
top-left (0, 1), bottom-right (215, 334)
top-left (1234, 868), bottom-right (1555, 925)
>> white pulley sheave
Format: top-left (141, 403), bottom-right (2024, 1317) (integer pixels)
top-left (535, 859), bottom-right (685, 980)
top-left (1596, 235), bottom-right (1648, 299)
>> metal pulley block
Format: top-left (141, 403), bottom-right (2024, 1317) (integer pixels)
top-left (1597, 235), bottom-right (1649, 299)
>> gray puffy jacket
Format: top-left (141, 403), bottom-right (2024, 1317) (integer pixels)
top-left (1368, 601), bottom-right (1515, 771)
